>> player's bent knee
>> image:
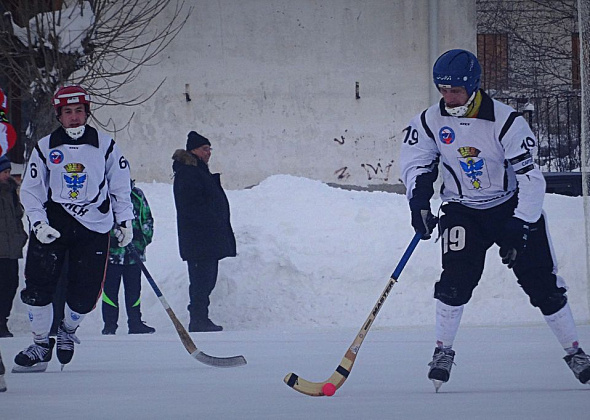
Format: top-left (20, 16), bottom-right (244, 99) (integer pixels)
top-left (20, 289), bottom-right (53, 306)
top-left (531, 292), bottom-right (567, 316)
top-left (66, 300), bottom-right (94, 315)
top-left (434, 285), bottom-right (472, 307)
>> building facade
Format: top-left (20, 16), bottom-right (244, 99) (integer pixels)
top-left (94, 0), bottom-right (476, 189)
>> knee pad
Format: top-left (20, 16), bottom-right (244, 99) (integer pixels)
top-left (20, 289), bottom-right (53, 307)
top-left (435, 263), bottom-right (480, 306)
top-left (434, 281), bottom-right (474, 306)
top-left (530, 291), bottom-right (567, 316)
top-left (66, 300), bottom-right (93, 315)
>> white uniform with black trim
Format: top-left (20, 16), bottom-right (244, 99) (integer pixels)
top-left (21, 125), bottom-right (134, 232)
top-left (400, 91), bottom-right (546, 223)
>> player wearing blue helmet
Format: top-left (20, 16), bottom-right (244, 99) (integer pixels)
top-left (400, 49), bottom-right (590, 391)
top-left (432, 49), bottom-right (482, 117)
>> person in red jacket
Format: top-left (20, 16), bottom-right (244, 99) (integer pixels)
top-left (0, 88), bottom-right (17, 158)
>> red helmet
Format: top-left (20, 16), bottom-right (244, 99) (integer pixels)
top-left (0, 88), bottom-right (8, 113)
top-left (53, 85), bottom-right (91, 115)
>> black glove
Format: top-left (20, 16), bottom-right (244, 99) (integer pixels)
top-left (411, 209), bottom-right (438, 240)
top-left (499, 217), bottom-right (530, 269)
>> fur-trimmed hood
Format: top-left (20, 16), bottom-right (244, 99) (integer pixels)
top-left (172, 147), bottom-right (236, 262)
top-left (172, 148), bottom-right (199, 167)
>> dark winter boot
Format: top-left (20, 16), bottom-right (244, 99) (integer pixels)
top-left (13, 338), bottom-right (56, 372)
top-left (128, 321), bottom-right (155, 334)
top-left (102, 324), bottom-right (117, 335)
top-left (56, 322), bottom-right (80, 368)
top-left (564, 347), bottom-right (590, 384)
top-left (189, 319), bottom-right (223, 333)
top-left (127, 303), bottom-right (155, 334)
top-left (0, 350), bottom-right (6, 391)
top-left (102, 300), bottom-right (119, 335)
top-left (0, 323), bottom-right (13, 338)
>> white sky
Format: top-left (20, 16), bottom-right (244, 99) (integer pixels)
top-left (2, 175), bottom-right (590, 418)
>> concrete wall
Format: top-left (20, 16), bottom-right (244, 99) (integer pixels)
top-left (95, 0), bottom-right (476, 189)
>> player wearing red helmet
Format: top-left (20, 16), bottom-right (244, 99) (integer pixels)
top-left (52, 85), bottom-right (92, 140)
top-left (14, 85), bottom-right (135, 372)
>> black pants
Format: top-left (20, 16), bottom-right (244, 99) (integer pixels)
top-left (435, 198), bottom-right (567, 316)
top-left (0, 258), bottom-right (19, 326)
top-left (50, 252), bottom-right (68, 334)
top-left (21, 204), bottom-right (110, 314)
top-left (102, 263), bottom-right (143, 328)
top-left (187, 259), bottom-right (218, 324)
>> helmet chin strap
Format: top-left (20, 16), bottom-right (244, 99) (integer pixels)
top-left (65, 125), bottom-right (86, 140)
top-left (445, 91), bottom-right (476, 117)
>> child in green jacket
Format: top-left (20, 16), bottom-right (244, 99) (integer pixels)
top-left (102, 181), bottom-right (154, 334)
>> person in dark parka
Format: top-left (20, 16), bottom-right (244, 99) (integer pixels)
top-left (0, 156), bottom-right (27, 337)
top-left (172, 131), bottom-right (236, 332)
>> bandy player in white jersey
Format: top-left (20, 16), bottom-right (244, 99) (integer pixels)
top-left (400, 49), bottom-right (590, 391)
top-left (14, 86), bottom-right (135, 372)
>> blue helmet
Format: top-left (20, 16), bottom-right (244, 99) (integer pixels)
top-left (433, 49), bottom-right (481, 97)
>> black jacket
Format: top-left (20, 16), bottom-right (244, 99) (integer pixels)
top-left (172, 149), bottom-right (236, 261)
top-left (0, 177), bottom-right (27, 259)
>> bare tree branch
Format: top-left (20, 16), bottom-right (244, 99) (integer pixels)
top-left (0, 0), bottom-right (191, 157)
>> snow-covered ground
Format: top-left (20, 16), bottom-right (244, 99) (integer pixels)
top-left (1, 175), bottom-right (589, 418)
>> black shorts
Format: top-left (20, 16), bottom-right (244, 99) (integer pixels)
top-left (21, 203), bottom-right (110, 314)
top-left (434, 197), bottom-right (567, 315)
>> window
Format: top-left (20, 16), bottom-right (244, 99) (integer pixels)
top-left (477, 33), bottom-right (509, 91)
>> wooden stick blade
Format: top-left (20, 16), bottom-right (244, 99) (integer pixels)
top-left (193, 351), bottom-right (247, 368)
top-left (283, 354), bottom-right (354, 396)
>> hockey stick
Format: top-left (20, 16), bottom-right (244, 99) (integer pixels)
top-left (283, 232), bottom-right (422, 396)
top-left (129, 245), bottom-right (247, 368)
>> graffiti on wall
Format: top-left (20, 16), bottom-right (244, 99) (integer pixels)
top-left (334, 166), bottom-right (351, 180)
top-left (332, 130), bottom-right (395, 182)
top-left (361, 160), bottom-right (394, 181)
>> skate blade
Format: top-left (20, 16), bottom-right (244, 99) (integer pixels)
top-left (432, 379), bottom-right (444, 392)
top-left (12, 362), bottom-right (48, 373)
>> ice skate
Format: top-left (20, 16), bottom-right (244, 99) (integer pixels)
top-left (428, 347), bottom-right (455, 392)
top-left (56, 322), bottom-right (80, 370)
top-left (12, 338), bottom-right (56, 373)
top-left (564, 347), bottom-right (590, 384)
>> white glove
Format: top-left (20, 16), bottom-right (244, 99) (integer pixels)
top-left (114, 221), bottom-right (133, 247)
top-left (33, 221), bottom-right (61, 244)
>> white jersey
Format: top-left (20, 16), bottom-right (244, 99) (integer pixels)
top-left (21, 125), bottom-right (134, 233)
top-left (400, 91), bottom-right (546, 223)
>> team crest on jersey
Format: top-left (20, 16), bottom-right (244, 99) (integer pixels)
top-left (439, 126), bottom-right (455, 144)
top-left (49, 149), bottom-right (64, 164)
top-left (61, 162), bottom-right (87, 200)
top-left (457, 146), bottom-right (490, 190)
